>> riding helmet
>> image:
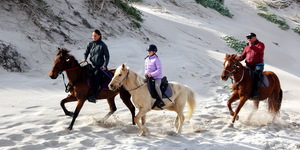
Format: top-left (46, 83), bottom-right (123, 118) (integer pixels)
top-left (147, 44), bottom-right (157, 52)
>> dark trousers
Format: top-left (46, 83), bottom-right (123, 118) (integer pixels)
top-left (249, 65), bottom-right (264, 96)
top-left (92, 66), bottom-right (104, 97)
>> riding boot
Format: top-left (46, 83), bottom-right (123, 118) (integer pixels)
top-left (88, 82), bottom-right (100, 103)
top-left (154, 97), bottom-right (165, 109)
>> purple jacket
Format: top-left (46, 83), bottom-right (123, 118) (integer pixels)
top-left (145, 55), bottom-right (163, 79)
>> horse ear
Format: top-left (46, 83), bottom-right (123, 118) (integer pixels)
top-left (225, 54), bottom-right (231, 59)
top-left (232, 54), bottom-right (237, 58)
top-left (122, 64), bottom-right (126, 69)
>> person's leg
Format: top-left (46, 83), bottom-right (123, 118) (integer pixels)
top-left (251, 65), bottom-right (264, 98)
top-left (89, 67), bottom-right (102, 103)
top-left (154, 78), bottom-right (165, 108)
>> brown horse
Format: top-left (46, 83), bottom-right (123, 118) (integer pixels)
top-left (221, 54), bottom-right (282, 125)
top-left (49, 48), bottom-right (135, 130)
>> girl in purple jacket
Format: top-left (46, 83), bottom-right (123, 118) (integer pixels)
top-left (145, 44), bottom-right (165, 108)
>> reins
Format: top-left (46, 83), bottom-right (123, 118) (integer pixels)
top-left (232, 66), bottom-right (244, 86)
top-left (113, 69), bottom-right (145, 91)
top-left (53, 62), bottom-right (82, 93)
top-left (61, 66), bottom-right (81, 93)
top-left (224, 60), bottom-right (245, 86)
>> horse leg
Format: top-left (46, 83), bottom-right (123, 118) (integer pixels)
top-left (267, 96), bottom-right (277, 124)
top-left (60, 95), bottom-right (77, 116)
top-left (98, 97), bottom-right (117, 123)
top-left (174, 116), bottom-right (179, 130)
top-left (106, 97), bottom-right (117, 114)
top-left (141, 115), bottom-right (146, 125)
top-left (227, 93), bottom-right (239, 116)
top-left (247, 100), bottom-right (259, 122)
top-left (232, 98), bottom-right (248, 124)
top-left (175, 112), bottom-right (185, 133)
top-left (119, 88), bottom-right (136, 125)
top-left (134, 108), bottom-right (149, 136)
top-left (68, 99), bottom-right (85, 130)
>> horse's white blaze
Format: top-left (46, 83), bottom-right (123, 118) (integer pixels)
top-left (224, 60), bottom-right (229, 69)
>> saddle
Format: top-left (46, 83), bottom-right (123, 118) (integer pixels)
top-left (147, 76), bottom-right (172, 99)
top-left (249, 70), bottom-right (269, 87)
top-left (86, 64), bottom-right (114, 90)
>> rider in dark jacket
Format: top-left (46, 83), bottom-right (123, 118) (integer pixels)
top-left (237, 33), bottom-right (265, 98)
top-left (82, 29), bottom-right (110, 103)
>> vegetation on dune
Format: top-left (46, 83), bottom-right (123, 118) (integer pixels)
top-left (195, 0), bottom-right (233, 18)
top-left (222, 36), bottom-right (246, 54)
top-left (256, 2), bottom-right (290, 30)
top-left (114, 0), bottom-right (143, 28)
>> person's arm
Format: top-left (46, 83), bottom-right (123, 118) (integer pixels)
top-left (83, 42), bottom-right (92, 62)
top-left (102, 44), bottom-right (110, 69)
top-left (150, 58), bottom-right (162, 78)
top-left (250, 42), bottom-right (265, 53)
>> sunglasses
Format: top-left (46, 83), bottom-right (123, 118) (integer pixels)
top-left (246, 36), bottom-right (252, 39)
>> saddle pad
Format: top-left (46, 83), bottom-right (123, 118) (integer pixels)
top-left (162, 83), bottom-right (172, 98)
top-left (249, 70), bottom-right (269, 88)
top-left (259, 74), bottom-right (269, 87)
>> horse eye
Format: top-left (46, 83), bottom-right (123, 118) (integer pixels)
top-left (118, 74), bottom-right (122, 76)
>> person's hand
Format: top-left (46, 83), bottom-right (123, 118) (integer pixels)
top-left (82, 59), bottom-right (87, 62)
top-left (147, 73), bottom-right (152, 78)
top-left (101, 67), bottom-right (107, 70)
top-left (236, 56), bottom-right (242, 61)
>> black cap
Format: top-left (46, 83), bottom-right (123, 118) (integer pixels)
top-left (147, 44), bottom-right (157, 52)
top-left (246, 33), bottom-right (256, 39)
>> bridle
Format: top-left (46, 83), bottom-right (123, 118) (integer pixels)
top-left (52, 56), bottom-right (81, 92)
top-left (223, 59), bottom-right (245, 85)
top-left (53, 65), bottom-right (80, 74)
top-left (112, 69), bottom-right (145, 91)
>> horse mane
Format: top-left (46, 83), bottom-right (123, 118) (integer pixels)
top-left (57, 47), bottom-right (70, 56)
top-left (134, 71), bottom-right (145, 85)
top-left (57, 47), bottom-right (79, 64)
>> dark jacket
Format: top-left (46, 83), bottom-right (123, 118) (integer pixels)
top-left (239, 40), bottom-right (265, 67)
top-left (84, 40), bottom-right (110, 67)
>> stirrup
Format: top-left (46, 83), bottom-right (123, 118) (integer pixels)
top-left (88, 95), bottom-right (96, 103)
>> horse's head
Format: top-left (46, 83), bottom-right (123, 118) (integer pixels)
top-left (221, 54), bottom-right (241, 81)
top-left (109, 64), bottom-right (130, 91)
top-left (49, 47), bottom-right (76, 79)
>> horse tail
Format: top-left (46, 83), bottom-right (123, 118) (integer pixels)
top-left (268, 73), bottom-right (282, 115)
top-left (185, 86), bottom-right (196, 121)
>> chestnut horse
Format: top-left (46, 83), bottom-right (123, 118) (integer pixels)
top-left (109, 64), bottom-right (196, 136)
top-left (221, 54), bottom-right (282, 125)
top-left (49, 48), bottom-right (135, 130)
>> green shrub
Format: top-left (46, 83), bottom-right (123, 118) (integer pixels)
top-left (293, 26), bottom-right (300, 35)
top-left (195, 0), bottom-right (233, 18)
top-left (222, 36), bottom-right (246, 54)
top-left (132, 20), bottom-right (141, 28)
top-left (258, 12), bottom-right (289, 30)
top-left (256, 3), bottom-right (268, 11)
top-left (114, 0), bottom-right (143, 22)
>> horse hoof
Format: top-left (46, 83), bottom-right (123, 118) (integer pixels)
top-left (138, 132), bottom-right (146, 136)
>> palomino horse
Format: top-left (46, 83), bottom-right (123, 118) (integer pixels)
top-left (49, 48), bottom-right (135, 130)
top-left (108, 64), bottom-right (196, 136)
top-left (221, 54), bottom-right (282, 125)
